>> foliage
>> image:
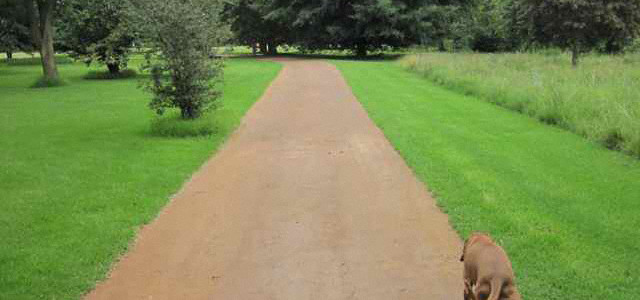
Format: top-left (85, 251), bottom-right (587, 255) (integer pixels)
top-left (58, 0), bottom-right (134, 74)
top-left (286, 0), bottom-right (468, 56)
top-left (511, 0), bottom-right (640, 65)
top-left (403, 52), bottom-right (640, 156)
top-left (223, 0), bottom-right (469, 56)
top-left (335, 59), bottom-right (640, 299)
top-left (128, 0), bottom-right (228, 119)
top-left (0, 0), bottom-right (32, 57)
top-left (222, 0), bottom-right (286, 54)
top-left (83, 69), bottom-right (136, 80)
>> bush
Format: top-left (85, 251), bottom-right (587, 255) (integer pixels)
top-left (149, 111), bottom-right (216, 137)
top-left (83, 69), bottom-right (137, 80)
top-left (128, 0), bottom-right (227, 120)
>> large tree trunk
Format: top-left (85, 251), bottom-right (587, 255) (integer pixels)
top-left (6, 52), bottom-right (12, 61)
top-left (267, 42), bottom-right (278, 55)
top-left (251, 43), bottom-right (257, 56)
top-left (355, 43), bottom-right (367, 57)
top-left (37, 0), bottom-right (59, 81)
top-left (180, 104), bottom-right (199, 119)
top-left (24, 0), bottom-right (42, 50)
top-left (438, 40), bottom-right (446, 52)
top-left (259, 41), bottom-right (267, 55)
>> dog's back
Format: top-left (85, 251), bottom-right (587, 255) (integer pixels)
top-left (461, 233), bottom-right (521, 300)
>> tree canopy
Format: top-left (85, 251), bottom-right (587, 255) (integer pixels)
top-left (0, 0), bottom-right (32, 59)
top-left (512, 0), bottom-right (640, 65)
top-left (224, 0), bottom-right (471, 56)
top-left (58, 0), bottom-right (134, 74)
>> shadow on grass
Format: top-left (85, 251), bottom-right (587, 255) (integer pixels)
top-left (225, 52), bottom-right (404, 62)
top-left (148, 111), bottom-right (218, 138)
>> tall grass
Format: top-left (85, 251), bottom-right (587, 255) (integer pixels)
top-left (402, 52), bottom-right (640, 157)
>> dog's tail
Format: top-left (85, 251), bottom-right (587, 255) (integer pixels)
top-left (487, 278), bottom-right (503, 300)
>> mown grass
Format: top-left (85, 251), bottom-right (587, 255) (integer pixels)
top-left (333, 60), bottom-right (640, 299)
top-left (402, 52), bottom-right (640, 157)
top-left (0, 57), bottom-right (281, 299)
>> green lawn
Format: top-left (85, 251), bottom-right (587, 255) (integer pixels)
top-left (0, 57), bottom-right (281, 299)
top-left (333, 60), bottom-right (640, 299)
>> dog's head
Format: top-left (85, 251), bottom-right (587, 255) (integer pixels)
top-left (460, 232), bottom-right (491, 261)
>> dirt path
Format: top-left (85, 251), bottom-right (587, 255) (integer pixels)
top-left (86, 58), bottom-right (463, 300)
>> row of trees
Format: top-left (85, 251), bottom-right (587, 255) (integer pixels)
top-left (222, 0), bottom-right (471, 56)
top-left (0, 0), bottom-right (136, 81)
top-left (0, 0), bottom-right (225, 119)
top-left (456, 0), bottom-right (640, 65)
top-left (222, 0), bottom-right (640, 65)
top-left (3, 0), bottom-right (640, 74)
top-left (1, 0), bottom-right (640, 118)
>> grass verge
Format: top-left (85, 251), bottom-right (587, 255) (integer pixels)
top-left (402, 52), bottom-right (640, 157)
top-left (0, 58), bottom-right (281, 299)
top-left (333, 59), bottom-right (640, 300)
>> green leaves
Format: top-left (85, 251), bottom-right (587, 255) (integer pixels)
top-left (58, 0), bottom-right (134, 73)
top-left (131, 0), bottom-right (226, 119)
top-left (513, 0), bottom-right (640, 64)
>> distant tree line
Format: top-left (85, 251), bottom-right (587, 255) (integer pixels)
top-left (1, 0), bottom-right (639, 107)
top-left (2, 0), bottom-right (640, 74)
top-left (222, 0), bottom-right (472, 56)
top-left (222, 0), bottom-right (640, 64)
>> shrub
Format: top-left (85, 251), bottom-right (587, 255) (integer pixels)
top-left (83, 69), bottom-right (136, 80)
top-left (128, 0), bottom-right (227, 119)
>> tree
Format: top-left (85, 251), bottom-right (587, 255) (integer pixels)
top-left (23, 0), bottom-right (59, 81)
top-left (128, 0), bottom-right (228, 119)
top-left (513, 0), bottom-right (640, 66)
top-left (0, 0), bottom-right (33, 60)
top-left (283, 0), bottom-right (425, 56)
top-left (254, 0), bottom-right (467, 56)
top-left (58, 0), bottom-right (134, 74)
top-left (222, 0), bottom-right (287, 55)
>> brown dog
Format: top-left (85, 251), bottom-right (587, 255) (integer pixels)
top-left (460, 233), bottom-right (521, 300)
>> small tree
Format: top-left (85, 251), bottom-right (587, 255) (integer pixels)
top-left (58, 0), bottom-right (134, 74)
top-left (129, 0), bottom-right (227, 119)
top-left (513, 0), bottom-right (640, 66)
